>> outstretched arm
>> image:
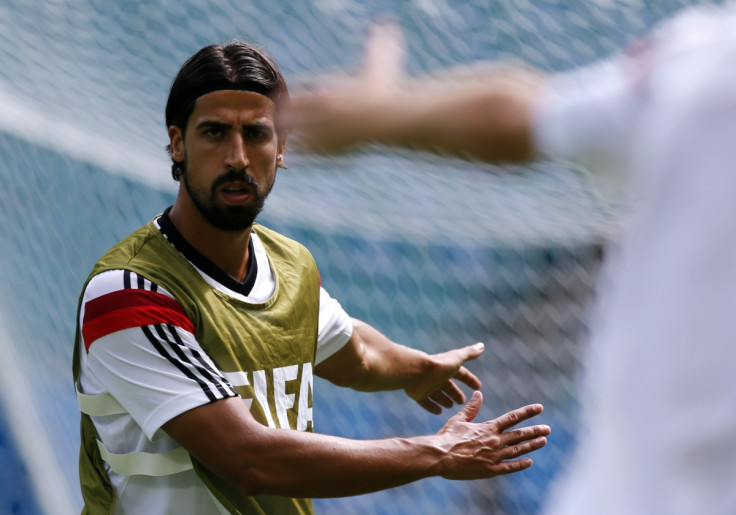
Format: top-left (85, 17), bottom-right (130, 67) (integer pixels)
top-left (315, 318), bottom-right (485, 414)
top-left (164, 390), bottom-right (549, 498)
top-left (289, 23), bottom-right (544, 163)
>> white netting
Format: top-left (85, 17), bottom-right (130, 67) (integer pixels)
top-left (0, 1), bottom-right (723, 513)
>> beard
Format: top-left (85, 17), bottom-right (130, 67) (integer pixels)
top-left (181, 161), bottom-right (273, 232)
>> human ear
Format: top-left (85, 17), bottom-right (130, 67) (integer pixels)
top-left (276, 134), bottom-right (287, 168)
top-left (168, 126), bottom-right (185, 162)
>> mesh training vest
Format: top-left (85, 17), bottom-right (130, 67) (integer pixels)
top-left (72, 219), bottom-right (320, 514)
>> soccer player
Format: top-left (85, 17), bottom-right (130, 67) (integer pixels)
top-left (72, 42), bottom-right (551, 514)
top-left (289, 6), bottom-right (736, 515)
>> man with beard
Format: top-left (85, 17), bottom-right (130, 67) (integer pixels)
top-left (72, 42), bottom-right (550, 514)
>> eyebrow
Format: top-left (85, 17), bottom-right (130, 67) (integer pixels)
top-left (195, 120), bottom-right (231, 130)
top-left (195, 121), bottom-right (273, 132)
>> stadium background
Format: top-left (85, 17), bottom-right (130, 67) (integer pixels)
top-left (0, 0), bottom-right (722, 513)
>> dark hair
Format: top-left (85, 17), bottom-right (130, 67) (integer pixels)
top-left (165, 41), bottom-right (291, 181)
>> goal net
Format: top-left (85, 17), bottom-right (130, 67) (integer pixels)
top-left (0, 0), bottom-right (720, 513)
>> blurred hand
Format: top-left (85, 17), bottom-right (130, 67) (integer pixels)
top-left (288, 21), bottom-right (406, 153)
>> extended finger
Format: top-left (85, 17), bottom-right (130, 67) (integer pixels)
top-left (491, 404), bottom-right (544, 431)
top-left (498, 435), bottom-right (548, 462)
top-left (453, 366), bottom-right (481, 391)
top-left (430, 390), bottom-right (455, 409)
top-left (416, 397), bottom-right (442, 415)
top-left (488, 457), bottom-right (534, 476)
top-left (450, 390), bottom-right (483, 423)
top-left (501, 424), bottom-right (551, 447)
top-left (440, 381), bottom-right (466, 405)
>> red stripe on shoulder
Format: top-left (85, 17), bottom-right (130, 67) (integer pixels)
top-left (82, 290), bottom-right (194, 352)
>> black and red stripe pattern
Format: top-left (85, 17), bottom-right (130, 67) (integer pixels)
top-left (82, 268), bottom-right (237, 402)
top-left (83, 288), bottom-right (194, 351)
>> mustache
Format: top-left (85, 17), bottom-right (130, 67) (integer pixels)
top-left (212, 169), bottom-right (259, 191)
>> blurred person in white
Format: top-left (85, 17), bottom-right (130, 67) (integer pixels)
top-left (72, 41), bottom-right (552, 514)
top-left (290, 5), bottom-right (736, 515)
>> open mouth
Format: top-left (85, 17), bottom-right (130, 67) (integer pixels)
top-left (220, 184), bottom-right (253, 203)
top-left (223, 186), bottom-right (247, 193)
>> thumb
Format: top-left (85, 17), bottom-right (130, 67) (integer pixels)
top-left (460, 342), bottom-right (485, 362)
top-left (442, 341), bottom-right (484, 368)
top-left (454, 390), bottom-right (483, 423)
top-left (361, 20), bottom-right (406, 87)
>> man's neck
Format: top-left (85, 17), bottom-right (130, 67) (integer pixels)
top-left (168, 201), bottom-right (252, 282)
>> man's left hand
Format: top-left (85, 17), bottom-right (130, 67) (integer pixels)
top-left (405, 342), bottom-right (484, 414)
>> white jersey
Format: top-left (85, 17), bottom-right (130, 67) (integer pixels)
top-left (77, 221), bottom-right (352, 514)
top-left (535, 5), bottom-right (736, 515)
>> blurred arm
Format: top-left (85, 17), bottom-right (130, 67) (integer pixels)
top-left (290, 23), bottom-right (545, 163)
top-left (373, 69), bottom-right (542, 163)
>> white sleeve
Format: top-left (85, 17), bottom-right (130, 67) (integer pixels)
top-left (533, 51), bottom-right (646, 183)
top-left (534, 6), bottom-right (736, 195)
top-left (79, 270), bottom-right (238, 440)
top-left (315, 286), bottom-right (352, 365)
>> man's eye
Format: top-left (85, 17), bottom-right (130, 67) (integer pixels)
top-left (246, 129), bottom-right (267, 139)
top-left (205, 127), bottom-right (223, 137)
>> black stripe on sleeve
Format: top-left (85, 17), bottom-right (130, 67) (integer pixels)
top-left (162, 324), bottom-right (238, 398)
top-left (142, 324), bottom-right (219, 402)
top-left (124, 271), bottom-right (161, 294)
top-left (142, 324), bottom-right (237, 402)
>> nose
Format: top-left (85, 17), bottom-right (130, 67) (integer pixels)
top-left (224, 134), bottom-right (249, 170)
